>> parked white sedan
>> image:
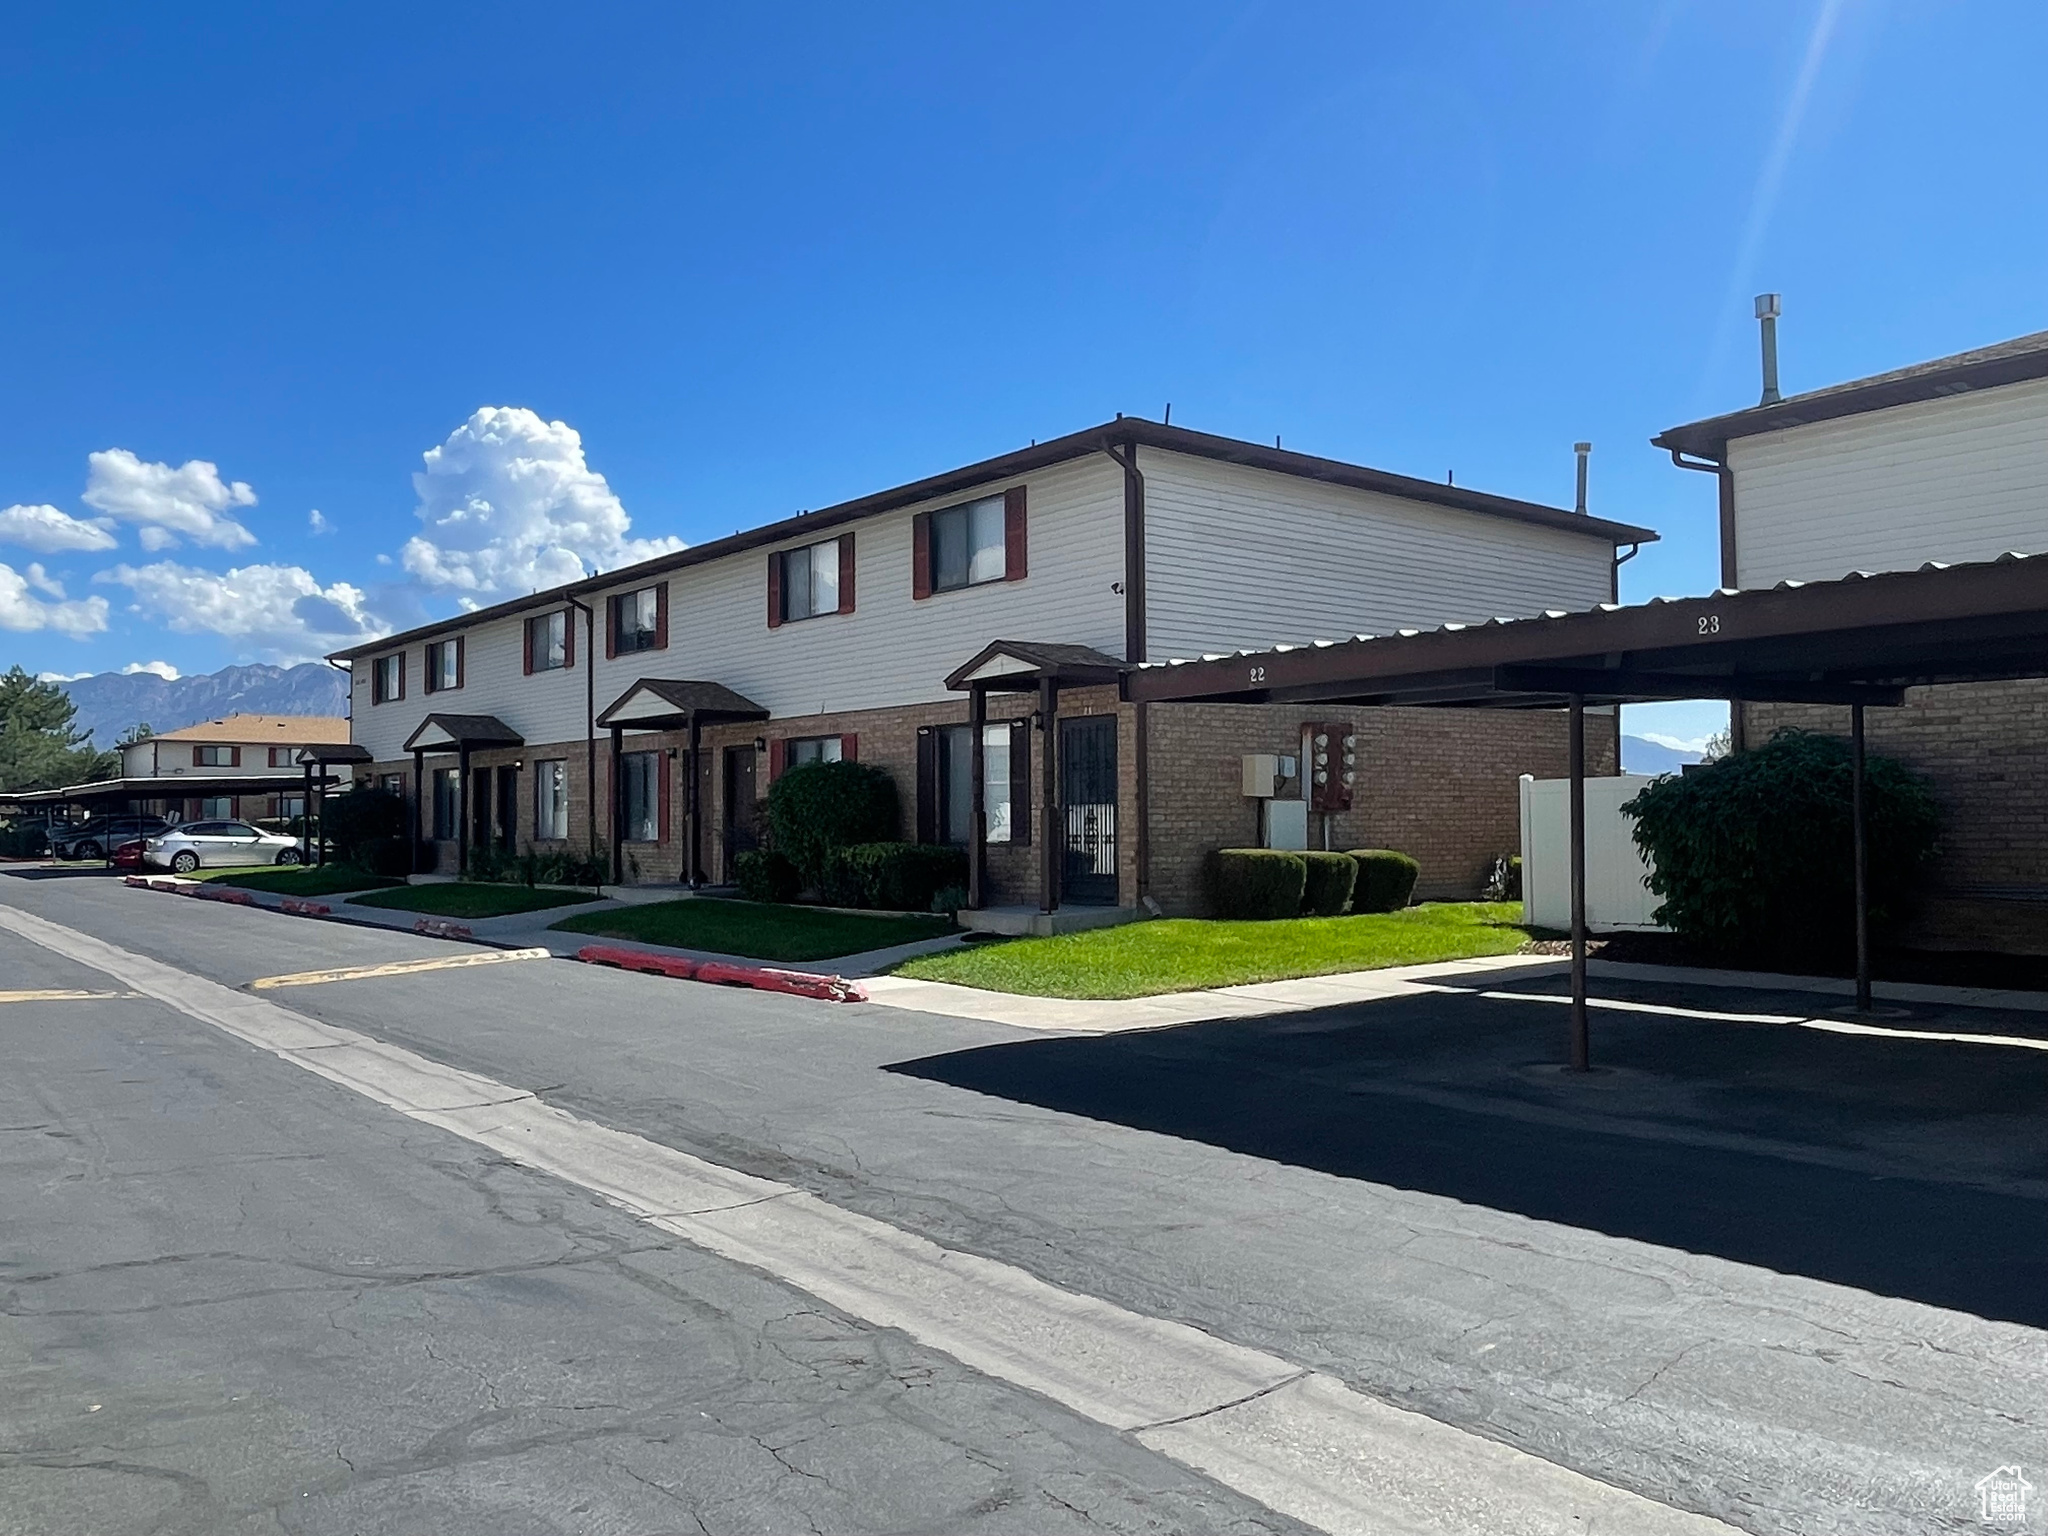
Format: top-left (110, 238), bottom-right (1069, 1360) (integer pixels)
top-left (143, 821), bottom-right (305, 874)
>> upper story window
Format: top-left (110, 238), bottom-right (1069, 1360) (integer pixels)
top-left (771, 536), bottom-right (852, 626)
top-left (370, 652), bottom-right (404, 705)
top-left (425, 637), bottom-right (463, 693)
top-left (608, 584), bottom-right (666, 656)
top-left (268, 747), bottom-right (294, 768)
top-left (192, 744), bottom-right (237, 768)
top-left (913, 486), bottom-right (1026, 599)
top-left (524, 609), bottom-right (571, 673)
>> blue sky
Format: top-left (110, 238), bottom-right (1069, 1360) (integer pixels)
top-left (3, 1), bottom-right (2043, 749)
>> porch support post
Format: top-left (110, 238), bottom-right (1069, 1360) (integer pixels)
top-left (687, 715), bottom-right (703, 889)
top-left (1568, 693), bottom-right (1590, 1072)
top-left (1852, 702), bottom-right (1872, 1012)
top-left (609, 726), bottom-right (625, 885)
top-left (457, 744), bottom-right (471, 877)
top-left (1039, 675), bottom-right (1060, 914)
top-left (968, 684), bottom-right (987, 911)
top-left (410, 749), bottom-right (424, 875)
top-left (301, 759), bottom-right (314, 863)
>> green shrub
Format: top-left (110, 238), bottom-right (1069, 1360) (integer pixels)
top-left (1349, 849), bottom-right (1420, 913)
top-left (930, 883), bottom-right (968, 916)
top-left (0, 823), bottom-right (49, 858)
top-left (1299, 850), bottom-right (1358, 916)
top-left (766, 760), bottom-right (900, 888)
top-left (323, 787), bottom-right (408, 863)
top-left (1482, 852), bottom-right (1522, 903)
top-left (1205, 848), bottom-right (1307, 920)
top-left (734, 849), bottom-right (801, 904)
top-left (823, 841), bottom-right (968, 911)
top-left (1623, 727), bottom-right (1938, 962)
top-left (351, 835), bottom-right (415, 877)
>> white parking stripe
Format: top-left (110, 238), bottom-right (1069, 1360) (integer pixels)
top-left (1479, 988), bottom-right (2048, 1051)
top-left (0, 900), bottom-right (1739, 1536)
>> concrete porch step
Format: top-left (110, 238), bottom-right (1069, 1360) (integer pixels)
top-left (959, 903), bottom-right (1143, 938)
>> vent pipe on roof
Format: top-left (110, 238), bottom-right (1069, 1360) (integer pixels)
top-left (1573, 442), bottom-right (1592, 514)
top-left (1755, 292), bottom-right (1783, 405)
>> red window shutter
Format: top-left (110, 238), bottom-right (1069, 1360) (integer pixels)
top-left (911, 512), bottom-right (932, 600)
top-left (191, 745), bottom-right (203, 768)
top-left (604, 596), bottom-right (618, 660)
top-left (230, 746), bottom-right (242, 767)
top-left (654, 583), bottom-right (669, 650)
top-left (840, 733), bottom-right (857, 762)
top-left (1004, 485), bottom-right (1027, 581)
top-left (455, 636), bottom-right (465, 688)
top-left (767, 552), bottom-right (783, 629)
top-left (658, 756), bottom-right (672, 844)
top-left (398, 653), bottom-right (406, 700)
top-left (768, 739), bottom-right (786, 782)
top-left (837, 534), bottom-right (855, 614)
top-left (523, 618), bottom-right (534, 675)
top-left (424, 647), bottom-right (435, 694)
top-left (564, 609), bottom-right (576, 669)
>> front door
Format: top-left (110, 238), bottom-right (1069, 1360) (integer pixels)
top-left (723, 745), bottom-right (759, 878)
top-left (470, 767), bottom-right (492, 853)
top-left (1059, 715), bottom-right (1119, 905)
top-left (495, 765), bottom-right (518, 848)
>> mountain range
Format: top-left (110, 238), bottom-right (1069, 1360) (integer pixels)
top-left (1621, 734), bottom-right (1705, 775)
top-left (56, 664), bottom-right (350, 747)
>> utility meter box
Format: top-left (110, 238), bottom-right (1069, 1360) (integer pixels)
top-left (1263, 797), bottom-right (1308, 850)
top-left (1241, 754), bottom-right (1280, 797)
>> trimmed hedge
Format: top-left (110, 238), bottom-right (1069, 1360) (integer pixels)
top-left (1349, 849), bottom-right (1420, 913)
top-left (1623, 727), bottom-right (1937, 962)
top-left (766, 760), bottom-right (900, 888)
top-left (822, 841), bottom-right (968, 913)
top-left (1206, 848), bottom-right (1307, 920)
top-left (322, 787), bottom-right (408, 864)
top-left (734, 849), bottom-right (801, 904)
top-left (352, 835), bottom-right (415, 877)
top-left (1300, 851), bottom-right (1358, 916)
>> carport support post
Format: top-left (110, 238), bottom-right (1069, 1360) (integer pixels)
top-left (686, 715), bottom-right (703, 889)
top-left (457, 744), bottom-right (471, 877)
top-left (968, 683), bottom-right (987, 910)
top-left (609, 725), bottom-right (624, 886)
top-left (1039, 675), bottom-right (1059, 914)
top-left (1568, 692), bottom-right (1590, 1072)
top-left (300, 760), bottom-right (313, 863)
top-left (1852, 702), bottom-right (1871, 1012)
top-left (410, 750), bottom-right (424, 874)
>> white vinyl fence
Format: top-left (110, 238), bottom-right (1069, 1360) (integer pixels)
top-left (1518, 773), bottom-right (1666, 933)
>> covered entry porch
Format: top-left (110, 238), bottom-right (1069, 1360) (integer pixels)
top-left (596, 678), bottom-right (770, 888)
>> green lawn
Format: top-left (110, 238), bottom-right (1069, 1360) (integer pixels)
top-left (203, 865), bottom-right (403, 897)
top-left (893, 901), bottom-right (1535, 999)
top-left (552, 897), bottom-right (956, 962)
top-left (348, 882), bottom-right (601, 918)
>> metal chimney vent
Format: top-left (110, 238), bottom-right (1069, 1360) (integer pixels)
top-left (1573, 442), bottom-right (1592, 515)
top-left (1755, 293), bottom-right (1782, 405)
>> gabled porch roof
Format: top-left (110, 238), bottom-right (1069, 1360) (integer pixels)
top-left (402, 714), bottom-right (525, 753)
top-left (596, 678), bottom-right (770, 731)
top-left (944, 640), bottom-right (1129, 693)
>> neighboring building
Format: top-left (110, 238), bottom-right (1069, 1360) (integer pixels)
top-left (331, 419), bottom-right (1650, 913)
top-left (1656, 325), bottom-right (2048, 950)
top-left (122, 714), bottom-right (353, 823)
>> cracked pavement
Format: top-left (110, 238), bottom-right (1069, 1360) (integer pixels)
top-left (5, 873), bottom-right (2046, 1534)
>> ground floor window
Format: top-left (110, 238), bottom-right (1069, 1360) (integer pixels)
top-left (279, 795), bottom-right (306, 819)
top-left (379, 773), bottom-right (403, 798)
top-left (431, 768), bottom-right (459, 840)
top-left (620, 751), bottom-right (661, 842)
top-left (937, 722), bottom-right (1023, 845)
top-left (198, 796), bottom-right (231, 819)
top-left (786, 735), bottom-right (842, 768)
top-left (535, 759), bottom-right (569, 840)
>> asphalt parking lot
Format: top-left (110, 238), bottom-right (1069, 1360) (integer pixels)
top-left (4, 869), bottom-right (2043, 1535)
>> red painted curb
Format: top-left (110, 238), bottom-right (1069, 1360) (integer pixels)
top-left (573, 945), bottom-right (864, 1002)
top-left (280, 898), bottom-right (333, 917)
top-left (414, 917), bottom-right (475, 940)
top-left (123, 875), bottom-right (147, 887)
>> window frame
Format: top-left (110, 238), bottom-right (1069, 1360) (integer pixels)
top-left (534, 759), bottom-right (569, 841)
top-left (619, 750), bottom-right (662, 843)
top-left (774, 536), bottom-right (848, 625)
top-left (425, 636), bottom-right (463, 693)
top-left (929, 495), bottom-right (1008, 594)
top-left (371, 652), bottom-right (404, 705)
top-left (525, 609), bottom-right (572, 673)
top-left (613, 586), bottom-right (663, 655)
top-left (937, 723), bottom-right (1018, 846)
top-left (431, 768), bottom-right (460, 841)
top-left (193, 744), bottom-right (234, 768)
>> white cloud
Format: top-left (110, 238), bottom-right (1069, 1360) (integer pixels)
top-left (121, 660), bottom-right (180, 680)
top-left (37, 670), bottom-right (95, 683)
top-left (401, 406), bottom-right (682, 596)
top-left (97, 560), bottom-right (375, 663)
top-left (84, 448), bottom-right (258, 551)
top-left (0, 562), bottom-right (110, 638)
top-left (1639, 731), bottom-right (1709, 754)
top-left (23, 562), bottom-right (64, 598)
top-left (308, 508), bottom-right (331, 534)
top-left (0, 502), bottom-right (118, 553)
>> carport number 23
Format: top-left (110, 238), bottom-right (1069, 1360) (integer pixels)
top-left (1697, 613), bottom-right (1721, 635)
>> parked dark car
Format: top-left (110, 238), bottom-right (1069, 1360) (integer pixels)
top-left (52, 815), bottom-right (171, 861)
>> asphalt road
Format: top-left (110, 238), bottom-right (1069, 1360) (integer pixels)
top-left (4, 872), bottom-right (2043, 1534)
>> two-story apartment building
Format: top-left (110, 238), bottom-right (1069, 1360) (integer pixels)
top-left (333, 419), bottom-right (1651, 914)
top-left (1656, 326), bottom-right (2048, 950)
top-left (123, 714), bottom-right (353, 823)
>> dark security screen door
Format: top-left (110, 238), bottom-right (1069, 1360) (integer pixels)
top-left (495, 765), bottom-right (517, 847)
top-left (1059, 715), bottom-right (1118, 905)
top-left (723, 745), bottom-right (759, 874)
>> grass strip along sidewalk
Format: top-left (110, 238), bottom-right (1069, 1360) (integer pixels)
top-left (554, 897), bottom-right (954, 963)
top-left (349, 883), bottom-right (601, 919)
top-left (202, 865), bottom-right (404, 897)
top-left (895, 901), bottom-right (1535, 999)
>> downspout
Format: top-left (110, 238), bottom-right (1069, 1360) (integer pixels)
top-left (1102, 438), bottom-right (1151, 907)
top-left (1668, 446), bottom-right (1746, 751)
top-left (566, 595), bottom-right (600, 890)
top-left (1609, 541), bottom-right (1640, 603)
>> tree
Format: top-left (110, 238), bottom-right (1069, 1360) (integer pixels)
top-left (0, 668), bottom-right (118, 792)
top-left (116, 721), bottom-right (155, 748)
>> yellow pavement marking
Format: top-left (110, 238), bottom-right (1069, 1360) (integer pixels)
top-left (248, 947), bottom-right (553, 991)
top-left (0, 989), bottom-right (136, 1004)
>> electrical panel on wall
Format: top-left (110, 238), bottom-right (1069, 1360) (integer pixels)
top-left (1304, 722), bottom-right (1357, 812)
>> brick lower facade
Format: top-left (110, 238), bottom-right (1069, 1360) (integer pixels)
top-left (362, 696), bottom-right (1617, 913)
top-left (1745, 679), bottom-right (2048, 953)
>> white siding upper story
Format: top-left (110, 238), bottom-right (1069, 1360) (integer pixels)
top-left (349, 445), bottom-right (1627, 758)
top-left (1141, 450), bottom-right (1618, 659)
top-left (120, 739), bottom-right (322, 779)
top-left (1729, 375), bottom-right (2048, 587)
